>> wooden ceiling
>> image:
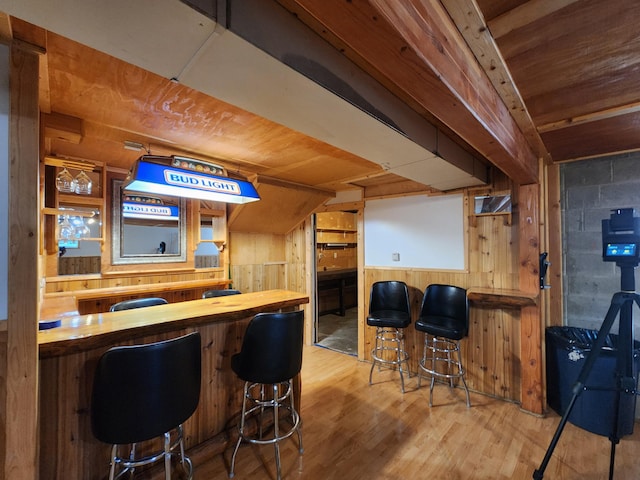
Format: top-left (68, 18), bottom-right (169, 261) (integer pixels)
top-left (461, 0), bottom-right (640, 163)
top-left (3, 0), bottom-right (640, 198)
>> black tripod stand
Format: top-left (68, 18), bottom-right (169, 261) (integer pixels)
top-left (534, 210), bottom-right (640, 480)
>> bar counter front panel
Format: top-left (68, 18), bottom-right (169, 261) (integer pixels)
top-left (38, 289), bottom-right (309, 480)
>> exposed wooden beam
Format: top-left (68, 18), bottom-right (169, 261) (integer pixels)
top-left (487, 0), bottom-right (581, 39)
top-left (368, 0), bottom-right (539, 184)
top-left (278, 0), bottom-right (538, 184)
top-left (440, 0), bottom-right (549, 162)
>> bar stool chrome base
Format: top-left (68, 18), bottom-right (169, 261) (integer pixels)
top-left (229, 380), bottom-right (303, 480)
top-left (418, 334), bottom-right (471, 407)
top-left (107, 425), bottom-right (193, 480)
top-left (369, 326), bottom-right (411, 393)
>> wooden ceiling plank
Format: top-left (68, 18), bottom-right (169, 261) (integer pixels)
top-left (495, 1), bottom-right (639, 98)
top-left (540, 111), bottom-right (640, 161)
top-left (487, 0), bottom-right (581, 39)
top-left (537, 101), bottom-right (640, 133)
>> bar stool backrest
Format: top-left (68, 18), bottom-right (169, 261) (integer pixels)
top-left (202, 289), bottom-right (241, 298)
top-left (91, 332), bottom-right (201, 445)
top-left (369, 281), bottom-right (411, 316)
top-left (232, 311), bottom-right (304, 385)
top-left (419, 284), bottom-right (469, 338)
top-left (109, 297), bottom-right (168, 312)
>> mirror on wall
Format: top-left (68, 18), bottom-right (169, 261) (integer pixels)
top-left (195, 201), bottom-right (226, 269)
top-left (112, 179), bottom-right (187, 265)
top-left (195, 214), bottom-right (220, 268)
top-left (57, 206), bottom-right (102, 275)
top-left (474, 193), bottom-right (512, 215)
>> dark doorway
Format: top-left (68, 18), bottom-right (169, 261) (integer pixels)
top-left (314, 211), bottom-right (358, 355)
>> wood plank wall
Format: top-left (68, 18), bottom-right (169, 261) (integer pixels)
top-left (229, 227), bottom-right (309, 295)
top-left (362, 268), bottom-right (522, 402)
top-left (358, 184), bottom-right (523, 402)
top-left (57, 256), bottom-right (101, 275)
top-left (224, 179), bottom-right (525, 403)
top-left (225, 182), bottom-right (524, 403)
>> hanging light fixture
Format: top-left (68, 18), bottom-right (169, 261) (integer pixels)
top-left (123, 155), bottom-right (260, 204)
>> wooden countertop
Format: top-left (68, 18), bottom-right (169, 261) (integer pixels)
top-left (38, 289), bottom-right (309, 358)
top-left (40, 295), bottom-right (79, 320)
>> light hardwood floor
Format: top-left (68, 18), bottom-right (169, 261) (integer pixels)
top-left (192, 345), bottom-right (640, 479)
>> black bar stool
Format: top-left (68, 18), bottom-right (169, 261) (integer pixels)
top-left (109, 297), bottom-right (168, 311)
top-left (91, 332), bottom-right (201, 479)
top-left (229, 310), bottom-right (304, 480)
top-left (415, 284), bottom-right (471, 407)
top-left (367, 280), bottom-right (412, 393)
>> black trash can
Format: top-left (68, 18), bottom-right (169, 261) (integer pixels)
top-left (546, 326), bottom-right (640, 437)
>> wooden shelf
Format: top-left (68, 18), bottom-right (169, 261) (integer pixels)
top-left (317, 230), bottom-right (357, 243)
top-left (57, 194), bottom-right (103, 206)
top-left (467, 287), bottom-right (538, 308)
top-left (42, 207), bottom-right (99, 218)
top-left (316, 211), bottom-right (356, 231)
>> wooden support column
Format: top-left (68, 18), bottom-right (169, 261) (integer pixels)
top-left (5, 42), bottom-right (40, 479)
top-left (545, 163), bottom-right (563, 326)
top-left (518, 183), bottom-right (544, 414)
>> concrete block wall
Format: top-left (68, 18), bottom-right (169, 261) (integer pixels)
top-left (561, 152), bottom-right (640, 340)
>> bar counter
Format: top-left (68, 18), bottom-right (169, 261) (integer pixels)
top-left (38, 289), bottom-right (309, 480)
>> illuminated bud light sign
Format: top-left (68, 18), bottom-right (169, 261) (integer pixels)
top-left (123, 157), bottom-right (260, 204)
top-left (164, 170), bottom-right (242, 195)
top-left (122, 202), bottom-right (179, 221)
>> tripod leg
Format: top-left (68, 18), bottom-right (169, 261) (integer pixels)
top-left (532, 389), bottom-right (582, 480)
top-left (606, 292), bottom-right (639, 480)
top-left (533, 294), bottom-right (625, 479)
top-left (609, 438), bottom-right (618, 480)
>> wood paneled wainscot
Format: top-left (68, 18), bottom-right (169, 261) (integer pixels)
top-left (38, 290), bottom-right (309, 480)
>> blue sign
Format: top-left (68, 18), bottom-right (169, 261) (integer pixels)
top-left (124, 159), bottom-right (260, 204)
top-left (122, 202), bottom-right (180, 221)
